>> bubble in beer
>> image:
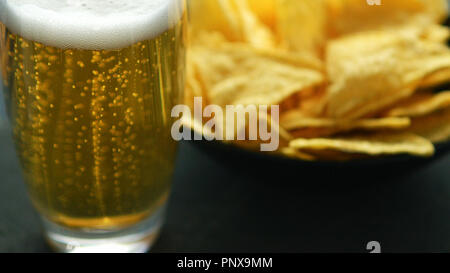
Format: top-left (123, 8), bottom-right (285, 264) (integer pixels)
top-left (0, 0), bottom-right (186, 228)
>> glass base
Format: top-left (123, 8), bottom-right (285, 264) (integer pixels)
top-left (42, 205), bottom-right (166, 253)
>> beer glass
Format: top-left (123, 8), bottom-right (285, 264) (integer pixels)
top-left (0, 0), bottom-right (186, 253)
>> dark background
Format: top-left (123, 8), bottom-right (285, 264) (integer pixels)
top-left (0, 118), bottom-right (449, 252)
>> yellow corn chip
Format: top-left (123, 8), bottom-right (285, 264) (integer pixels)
top-left (279, 147), bottom-right (316, 161)
top-left (247, 0), bottom-right (276, 29)
top-left (280, 87), bottom-right (327, 117)
top-left (325, 25), bottom-right (450, 119)
top-left (185, 54), bottom-right (206, 109)
top-left (192, 31), bottom-right (323, 71)
top-left (420, 0), bottom-right (449, 23)
top-left (190, 42), bottom-right (324, 106)
top-left (189, 0), bottom-right (276, 49)
top-left (186, 0), bottom-right (450, 162)
top-left (259, 110), bottom-right (293, 142)
top-left (281, 116), bottom-right (410, 131)
top-left (289, 132), bottom-right (435, 157)
top-left (328, 0), bottom-right (448, 36)
top-left (181, 114), bottom-right (216, 140)
top-left (232, 0), bottom-right (277, 49)
top-left (281, 109), bottom-right (411, 138)
top-left (419, 68), bottom-right (450, 89)
top-left (406, 108), bottom-right (450, 143)
top-left (188, 0), bottom-right (242, 41)
top-left (276, 0), bottom-right (327, 57)
top-left (420, 23), bottom-right (450, 43)
top-left (384, 91), bottom-right (450, 117)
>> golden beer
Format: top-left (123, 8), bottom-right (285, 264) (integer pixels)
top-left (0, 0), bottom-right (186, 241)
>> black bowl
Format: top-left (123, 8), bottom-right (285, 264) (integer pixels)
top-left (188, 16), bottom-right (450, 180)
top-left (188, 138), bottom-right (450, 180)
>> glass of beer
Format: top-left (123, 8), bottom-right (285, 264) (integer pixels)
top-left (0, 0), bottom-right (186, 253)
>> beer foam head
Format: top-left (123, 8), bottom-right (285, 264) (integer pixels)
top-left (0, 0), bottom-right (183, 50)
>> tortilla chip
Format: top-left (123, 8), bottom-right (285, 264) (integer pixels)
top-left (276, 0), bottom-right (327, 58)
top-left (406, 108), bottom-right (450, 143)
top-left (232, 0), bottom-right (277, 49)
top-left (281, 110), bottom-right (411, 138)
top-left (247, 0), bottom-right (276, 29)
top-left (384, 91), bottom-right (450, 117)
top-left (420, 0), bottom-right (449, 23)
top-left (289, 132), bottom-right (435, 157)
top-left (419, 68), bottom-right (450, 89)
top-left (324, 25), bottom-right (450, 119)
top-left (188, 0), bottom-right (242, 41)
top-left (185, 0), bottom-right (449, 161)
top-left (188, 0), bottom-right (275, 49)
top-left (181, 114), bottom-right (216, 140)
top-left (185, 54), bottom-right (206, 108)
top-left (279, 147), bottom-right (316, 161)
top-left (328, 0), bottom-right (448, 36)
top-left (190, 41), bottom-right (324, 106)
top-left (252, 47), bottom-right (324, 72)
top-left (420, 23), bottom-right (450, 44)
top-left (282, 118), bottom-right (411, 138)
top-left (281, 116), bottom-right (410, 131)
top-left (259, 110), bottom-right (293, 142)
top-left (280, 87), bottom-right (327, 117)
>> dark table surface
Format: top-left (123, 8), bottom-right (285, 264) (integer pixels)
top-left (0, 121), bottom-right (449, 253)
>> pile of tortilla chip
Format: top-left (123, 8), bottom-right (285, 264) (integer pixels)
top-left (185, 0), bottom-right (450, 161)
